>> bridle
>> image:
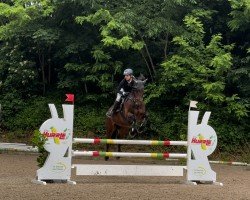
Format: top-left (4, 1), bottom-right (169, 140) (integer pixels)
top-left (126, 89), bottom-right (147, 137)
top-left (127, 96), bottom-right (143, 108)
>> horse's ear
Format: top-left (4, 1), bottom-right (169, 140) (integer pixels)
top-left (138, 73), bottom-right (145, 81)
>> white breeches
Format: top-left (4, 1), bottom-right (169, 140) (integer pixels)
top-left (115, 88), bottom-right (124, 102)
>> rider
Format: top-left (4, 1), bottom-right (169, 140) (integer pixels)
top-left (107, 68), bottom-right (135, 117)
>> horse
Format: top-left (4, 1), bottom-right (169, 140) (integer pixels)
top-left (105, 78), bottom-right (147, 160)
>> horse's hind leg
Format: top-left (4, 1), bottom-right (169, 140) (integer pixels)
top-left (105, 129), bottom-right (117, 161)
top-left (105, 144), bottom-right (110, 161)
top-left (105, 117), bottom-right (116, 161)
top-left (116, 143), bottom-right (121, 160)
top-left (116, 127), bottom-right (130, 160)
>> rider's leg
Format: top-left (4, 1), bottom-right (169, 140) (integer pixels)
top-left (111, 100), bottom-right (120, 114)
top-left (107, 93), bottom-right (122, 116)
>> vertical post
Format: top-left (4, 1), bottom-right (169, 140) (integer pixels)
top-left (186, 109), bottom-right (222, 186)
top-left (186, 109), bottom-right (199, 185)
top-left (33, 104), bottom-right (75, 185)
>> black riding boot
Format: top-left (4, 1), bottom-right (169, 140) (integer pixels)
top-left (108, 101), bottom-right (120, 117)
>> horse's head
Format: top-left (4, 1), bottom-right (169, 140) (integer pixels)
top-left (129, 76), bottom-right (147, 128)
top-left (132, 76), bottom-right (147, 99)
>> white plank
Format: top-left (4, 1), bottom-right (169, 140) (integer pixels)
top-left (73, 164), bottom-right (185, 176)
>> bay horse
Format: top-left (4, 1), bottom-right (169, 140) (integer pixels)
top-left (105, 78), bottom-right (147, 160)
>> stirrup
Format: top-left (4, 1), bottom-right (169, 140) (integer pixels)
top-left (106, 111), bottom-right (112, 117)
top-left (106, 109), bottom-right (115, 117)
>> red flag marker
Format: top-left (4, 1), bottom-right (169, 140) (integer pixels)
top-left (65, 94), bottom-right (74, 103)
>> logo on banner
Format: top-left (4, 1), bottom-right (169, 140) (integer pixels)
top-left (42, 127), bottom-right (71, 144)
top-left (191, 134), bottom-right (216, 150)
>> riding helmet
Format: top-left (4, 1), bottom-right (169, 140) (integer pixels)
top-left (123, 68), bottom-right (133, 75)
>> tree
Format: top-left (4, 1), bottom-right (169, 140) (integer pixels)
top-left (227, 0), bottom-right (250, 101)
top-left (75, 0), bottom-right (197, 80)
top-left (146, 14), bottom-right (248, 119)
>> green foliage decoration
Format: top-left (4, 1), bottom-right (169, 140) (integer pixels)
top-left (31, 130), bottom-right (48, 167)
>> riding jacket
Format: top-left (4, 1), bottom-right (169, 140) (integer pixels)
top-left (117, 78), bottom-right (135, 94)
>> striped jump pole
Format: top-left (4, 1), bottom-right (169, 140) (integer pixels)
top-left (72, 151), bottom-right (187, 159)
top-left (73, 138), bottom-right (188, 146)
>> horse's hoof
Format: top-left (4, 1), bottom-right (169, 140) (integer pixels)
top-left (105, 156), bottom-right (109, 161)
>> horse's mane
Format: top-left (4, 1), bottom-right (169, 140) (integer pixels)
top-left (132, 74), bottom-right (147, 91)
top-left (135, 74), bottom-right (146, 81)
